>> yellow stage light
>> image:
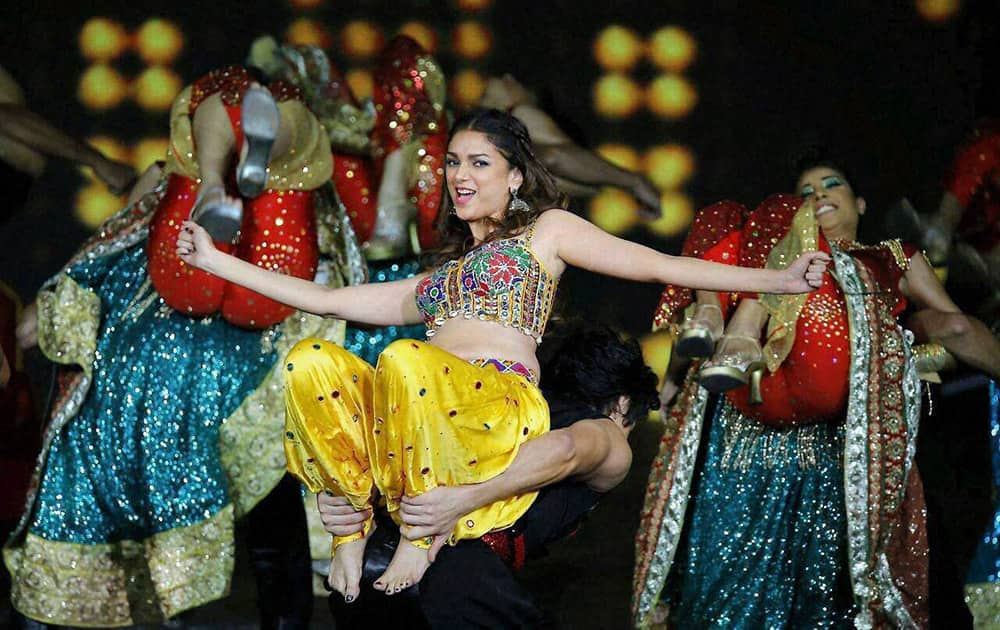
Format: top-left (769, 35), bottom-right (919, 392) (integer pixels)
top-left (592, 25), bottom-right (644, 72)
top-left (132, 137), bottom-right (170, 171)
top-left (639, 329), bottom-right (675, 390)
top-left (589, 187), bottom-right (640, 235)
top-left (86, 136), bottom-right (130, 164)
top-left (915, 0), bottom-right (961, 22)
top-left (648, 26), bottom-right (697, 73)
top-left (646, 191), bottom-right (693, 237)
top-left (285, 18), bottom-right (332, 48)
top-left (79, 18), bottom-right (128, 62)
top-left (593, 73), bottom-right (643, 119)
top-left (398, 21), bottom-right (438, 54)
top-left (132, 66), bottom-right (183, 112)
top-left (451, 21), bottom-right (492, 60)
top-left (288, 0), bottom-right (325, 8)
top-left (457, 0), bottom-right (494, 10)
top-left (341, 20), bottom-right (384, 59)
top-left (449, 69), bottom-right (486, 109)
top-left (345, 69), bottom-right (374, 101)
top-left (646, 73), bottom-right (697, 119)
top-left (644, 144), bottom-right (695, 190)
top-left (75, 182), bottom-right (124, 229)
top-left (134, 18), bottom-right (184, 65)
top-left (596, 143), bottom-right (641, 172)
top-left (78, 65), bottom-right (128, 110)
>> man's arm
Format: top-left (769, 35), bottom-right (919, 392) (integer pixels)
top-left (396, 419), bottom-right (632, 557)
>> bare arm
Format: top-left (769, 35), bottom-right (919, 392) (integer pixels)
top-left (397, 419), bottom-right (631, 556)
top-left (537, 209), bottom-right (827, 294)
top-left (0, 103), bottom-right (136, 194)
top-left (177, 221), bottom-right (424, 326)
top-left (901, 252), bottom-right (1000, 380)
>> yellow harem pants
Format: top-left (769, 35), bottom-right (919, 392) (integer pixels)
top-left (283, 338), bottom-right (549, 555)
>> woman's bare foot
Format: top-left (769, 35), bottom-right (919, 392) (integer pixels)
top-left (373, 538), bottom-right (431, 595)
top-left (327, 523), bottom-right (375, 603)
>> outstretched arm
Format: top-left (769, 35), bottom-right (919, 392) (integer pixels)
top-left (396, 418), bottom-right (632, 558)
top-left (177, 221), bottom-right (424, 326)
top-left (536, 209), bottom-right (828, 295)
top-left (900, 252), bottom-right (1000, 380)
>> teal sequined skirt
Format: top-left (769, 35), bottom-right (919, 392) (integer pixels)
top-left (666, 399), bottom-right (855, 628)
top-left (343, 257), bottom-right (426, 363)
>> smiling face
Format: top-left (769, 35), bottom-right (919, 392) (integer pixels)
top-left (796, 166), bottom-right (866, 242)
top-left (445, 130), bottom-right (523, 229)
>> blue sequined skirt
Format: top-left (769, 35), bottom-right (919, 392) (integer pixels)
top-left (666, 399), bottom-right (855, 628)
top-left (29, 245), bottom-right (276, 543)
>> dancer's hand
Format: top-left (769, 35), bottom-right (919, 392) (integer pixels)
top-left (176, 221), bottom-right (219, 271)
top-left (16, 301), bottom-right (37, 349)
top-left (316, 492), bottom-right (370, 538)
top-left (658, 377), bottom-right (679, 423)
top-left (782, 251), bottom-right (830, 292)
top-left (400, 486), bottom-right (478, 562)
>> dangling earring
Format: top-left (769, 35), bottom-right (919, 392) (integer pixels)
top-left (508, 187), bottom-right (531, 213)
top-left (449, 205), bottom-right (457, 215)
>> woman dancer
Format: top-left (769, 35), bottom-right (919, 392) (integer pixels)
top-left (176, 107), bottom-right (827, 601)
top-left (634, 148), bottom-right (1000, 628)
top-left (5, 66), bottom-right (360, 627)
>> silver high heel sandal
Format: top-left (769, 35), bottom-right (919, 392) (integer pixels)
top-left (698, 334), bottom-right (766, 405)
top-left (675, 303), bottom-right (724, 359)
top-left (236, 85), bottom-right (280, 199)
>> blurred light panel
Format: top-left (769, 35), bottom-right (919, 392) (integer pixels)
top-left (647, 26), bottom-right (696, 73)
top-left (285, 18), bottom-right (332, 48)
top-left (134, 18), bottom-right (184, 65)
top-left (345, 69), bottom-right (374, 101)
top-left (78, 65), bottom-right (128, 110)
top-left (341, 20), bottom-right (385, 59)
top-left (915, 0), bottom-right (961, 22)
top-left (132, 137), bottom-right (170, 171)
top-left (451, 21), bottom-right (492, 60)
top-left (457, 0), bottom-right (494, 11)
top-left (79, 18), bottom-right (128, 62)
top-left (132, 66), bottom-right (183, 112)
top-left (646, 191), bottom-right (693, 237)
top-left (449, 69), bottom-right (487, 109)
top-left (593, 73), bottom-right (643, 119)
top-left (644, 144), bottom-right (695, 190)
top-left (592, 25), bottom-right (645, 72)
top-left (398, 21), bottom-right (438, 54)
top-left (75, 183), bottom-right (123, 229)
top-left (597, 143), bottom-right (642, 172)
top-left (588, 187), bottom-right (640, 235)
top-left (639, 329), bottom-right (674, 390)
top-left (646, 73), bottom-right (697, 119)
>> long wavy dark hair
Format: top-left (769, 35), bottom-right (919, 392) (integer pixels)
top-left (433, 108), bottom-right (569, 264)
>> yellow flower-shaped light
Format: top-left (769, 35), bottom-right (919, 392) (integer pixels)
top-left (646, 191), bottom-right (693, 237)
top-left (593, 73), bottom-right (643, 119)
top-left (646, 74), bottom-right (697, 119)
top-left (450, 69), bottom-right (486, 109)
top-left (647, 26), bottom-right (697, 73)
top-left (597, 143), bottom-right (641, 172)
top-left (589, 187), bottom-right (640, 235)
top-left (132, 66), bottom-right (183, 112)
top-left (644, 144), bottom-right (695, 190)
top-left (79, 18), bottom-right (128, 62)
top-left (78, 65), bottom-right (128, 110)
top-left (593, 25), bottom-right (644, 72)
top-left (452, 22), bottom-right (492, 60)
top-left (134, 18), bottom-right (184, 65)
top-left (341, 20), bottom-right (384, 59)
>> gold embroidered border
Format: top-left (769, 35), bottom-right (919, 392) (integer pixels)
top-left (6, 505), bottom-right (234, 627)
top-left (966, 582), bottom-right (1000, 629)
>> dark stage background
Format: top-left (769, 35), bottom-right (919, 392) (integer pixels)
top-left (1, 1), bottom-right (998, 627)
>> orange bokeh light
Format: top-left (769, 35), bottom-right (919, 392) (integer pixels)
top-left (86, 136), bottom-right (130, 164)
top-left (345, 69), bottom-right (375, 101)
top-left (132, 66), bottom-right (183, 112)
top-left (592, 25), bottom-right (645, 72)
top-left (288, 0), bottom-right (325, 8)
top-left (646, 191), bottom-right (694, 237)
top-left (75, 182), bottom-right (124, 229)
top-left (285, 18), bottom-right (333, 48)
top-left (449, 69), bottom-right (487, 109)
top-left (341, 20), bottom-right (385, 59)
top-left (646, 74), bottom-right (698, 119)
top-left (640, 329), bottom-right (675, 391)
top-left (589, 187), bottom-right (640, 235)
top-left (597, 143), bottom-right (642, 172)
top-left (451, 21), bottom-right (492, 61)
top-left (398, 21), bottom-right (438, 54)
top-left (915, 0), bottom-right (961, 22)
top-left (78, 65), bottom-right (128, 110)
top-left (132, 137), bottom-right (171, 171)
top-left (457, 0), bottom-right (494, 11)
top-left (134, 18), bottom-right (184, 65)
top-left (644, 144), bottom-right (696, 190)
top-left (79, 18), bottom-right (128, 62)
top-left (648, 26), bottom-right (697, 73)
top-left (593, 73), bottom-right (643, 119)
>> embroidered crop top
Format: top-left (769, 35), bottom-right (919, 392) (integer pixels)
top-left (414, 225), bottom-right (557, 344)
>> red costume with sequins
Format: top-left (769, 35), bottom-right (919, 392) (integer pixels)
top-left (945, 121), bottom-right (1000, 254)
top-left (328, 36), bottom-right (448, 250)
top-left (147, 66), bottom-right (323, 329)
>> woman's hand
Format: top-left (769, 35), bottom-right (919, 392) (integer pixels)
top-left (782, 251), bottom-right (830, 293)
top-left (316, 493), bottom-right (370, 538)
top-left (176, 221), bottom-right (219, 271)
top-left (16, 301), bottom-right (37, 349)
